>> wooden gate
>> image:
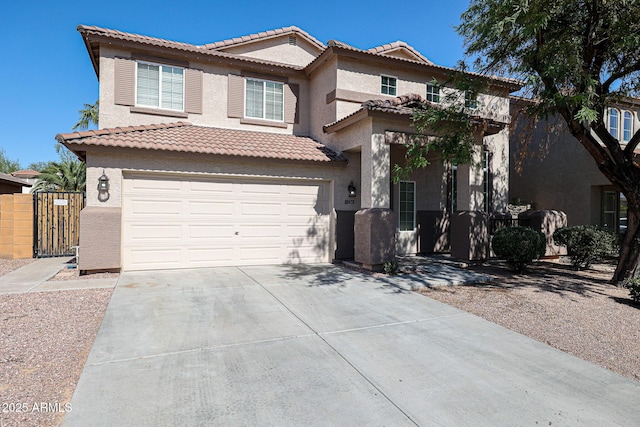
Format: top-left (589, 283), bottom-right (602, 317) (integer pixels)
top-left (33, 192), bottom-right (85, 258)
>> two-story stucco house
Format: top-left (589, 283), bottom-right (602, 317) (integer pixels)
top-left (57, 25), bottom-right (521, 272)
top-left (510, 97), bottom-right (640, 235)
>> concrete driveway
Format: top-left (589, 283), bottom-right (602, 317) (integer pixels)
top-left (65, 265), bottom-right (640, 426)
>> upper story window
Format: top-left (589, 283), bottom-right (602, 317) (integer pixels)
top-left (464, 91), bottom-right (478, 109)
top-left (426, 83), bottom-right (440, 103)
top-left (623, 111), bottom-right (633, 142)
top-left (381, 75), bottom-right (397, 96)
top-left (608, 108), bottom-right (619, 138)
top-left (136, 61), bottom-right (184, 111)
top-left (245, 78), bottom-right (284, 121)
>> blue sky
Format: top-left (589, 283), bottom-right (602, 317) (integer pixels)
top-left (0, 0), bottom-right (471, 168)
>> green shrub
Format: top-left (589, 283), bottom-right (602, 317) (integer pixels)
top-left (492, 226), bottom-right (546, 273)
top-left (553, 226), bottom-right (617, 270)
top-left (383, 259), bottom-right (399, 275)
top-left (625, 278), bottom-right (640, 303)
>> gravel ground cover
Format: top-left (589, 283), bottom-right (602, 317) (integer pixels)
top-left (0, 259), bottom-right (36, 277)
top-left (48, 267), bottom-right (120, 281)
top-left (420, 259), bottom-right (640, 382)
top-left (0, 288), bottom-right (113, 427)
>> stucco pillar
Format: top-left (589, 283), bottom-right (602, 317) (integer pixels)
top-left (354, 133), bottom-right (395, 269)
top-left (79, 206), bottom-right (121, 272)
top-left (451, 211), bottom-right (489, 261)
top-left (361, 133), bottom-right (390, 209)
top-left (354, 208), bottom-right (397, 269)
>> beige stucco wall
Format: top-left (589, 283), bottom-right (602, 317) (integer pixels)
top-left (308, 56), bottom-right (338, 143)
top-left (332, 57), bottom-right (510, 122)
top-left (486, 128), bottom-right (510, 212)
top-left (510, 114), bottom-right (611, 226)
top-left (98, 47), bottom-right (311, 135)
top-left (219, 35), bottom-right (321, 68)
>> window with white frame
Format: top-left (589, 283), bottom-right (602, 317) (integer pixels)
top-left (623, 111), bottom-right (633, 142)
top-left (464, 91), bottom-right (478, 109)
top-left (608, 108), bottom-right (619, 138)
top-left (426, 83), bottom-right (440, 103)
top-left (399, 181), bottom-right (416, 231)
top-left (245, 78), bottom-right (284, 121)
top-left (381, 75), bottom-right (397, 96)
top-left (136, 61), bottom-right (184, 111)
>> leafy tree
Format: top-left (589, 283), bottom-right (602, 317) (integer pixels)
top-left (31, 158), bottom-right (86, 192)
top-left (0, 148), bottom-right (21, 174)
top-left (72, 100), bottom-right (99, 131)
top-left (27, 161), bottom-right (49, 172)
top-left (405, 0), bottom-right (640, 284)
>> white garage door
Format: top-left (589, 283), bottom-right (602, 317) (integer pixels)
top-left (122, 173), bottom-right (331, 271)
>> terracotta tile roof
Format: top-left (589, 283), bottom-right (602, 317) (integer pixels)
top-left (203, 26), bottom-right (325, 51)
top-left (56, 122), bottom-right (346, 163)
top-left (362, 94), bottom-right (427, 115)
top-left (324, 94), bottom-right (508, 134)
top-left (367, 41), bottom-right (433, 64)
top-left (78, 25), bottom-right (304, 71)
top-left (326, 39), bottom-right (358, 49)
top-left (11, 169), bottom-right (40, 178)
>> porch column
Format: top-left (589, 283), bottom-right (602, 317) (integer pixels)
top-left (354, 133), bottom-right (396, 269)
top-left (361, 133), bottom-right (390, 209)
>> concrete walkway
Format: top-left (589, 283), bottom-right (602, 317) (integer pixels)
top-left (0, 257), bottom-right (118, 294)
top-left (64, 264), bottom-right (640, 426)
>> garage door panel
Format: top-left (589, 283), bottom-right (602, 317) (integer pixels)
top-left (127, 177), bottom-right (183, 193)
top-left (128, 200), bottom-right (182, 216)
top-left (241, 184), bottom-right (282, 196)
top-left (189, 201), bottom-right (234, 216)
top-left (189, 180), bottom-right (234, 194)
top-left (188, 225), bottom-right (234, 239)
top-left (239, 225), bottom-right (282, 238)
top-left (127, 224), bottom-right (182, 240)
top-left (286, 224), bottom-right (328, 238)
top-left (240, 202), bottom-right (281, 216)
top-left (123, 174), bottom-right (331, 270)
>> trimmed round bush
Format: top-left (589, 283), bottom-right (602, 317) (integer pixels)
top-left (626, 278), bottom-right (640, 303)
top-left (492, 226), bottom-right (546, 273)
top-left (553, 225), bottom-right (617, 270)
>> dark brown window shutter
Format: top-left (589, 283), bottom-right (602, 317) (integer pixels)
top-left (114, 58), bottom-right (135, 106)
top-left (184, 68), bottom-right (203, 114)
top-left (284, 83), bottom-right (300, 124)
top-left (227, 74), bottom-right (244, 118)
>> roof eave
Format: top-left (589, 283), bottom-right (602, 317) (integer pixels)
top-left (78, 27), bottom-right (306, 81)
top-left (306, 45), bottom-right (523, 92)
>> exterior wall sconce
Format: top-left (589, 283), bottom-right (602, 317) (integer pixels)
top-left (348, 181), bottom-right (357, 198)
top-left (98, 170), bottom-right (110, 192)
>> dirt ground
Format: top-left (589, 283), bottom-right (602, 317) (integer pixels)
top-left (419, 258), bottom-right (640, 382)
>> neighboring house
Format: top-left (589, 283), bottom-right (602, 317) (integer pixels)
top-left (57, 25), bottom-right (521, 272)
top-left (11, 169), bottom-right (40, 193)
top-left (510, 97), bottom-right (639, 235)
top-left (0, 173), bottom-right (31, 194)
